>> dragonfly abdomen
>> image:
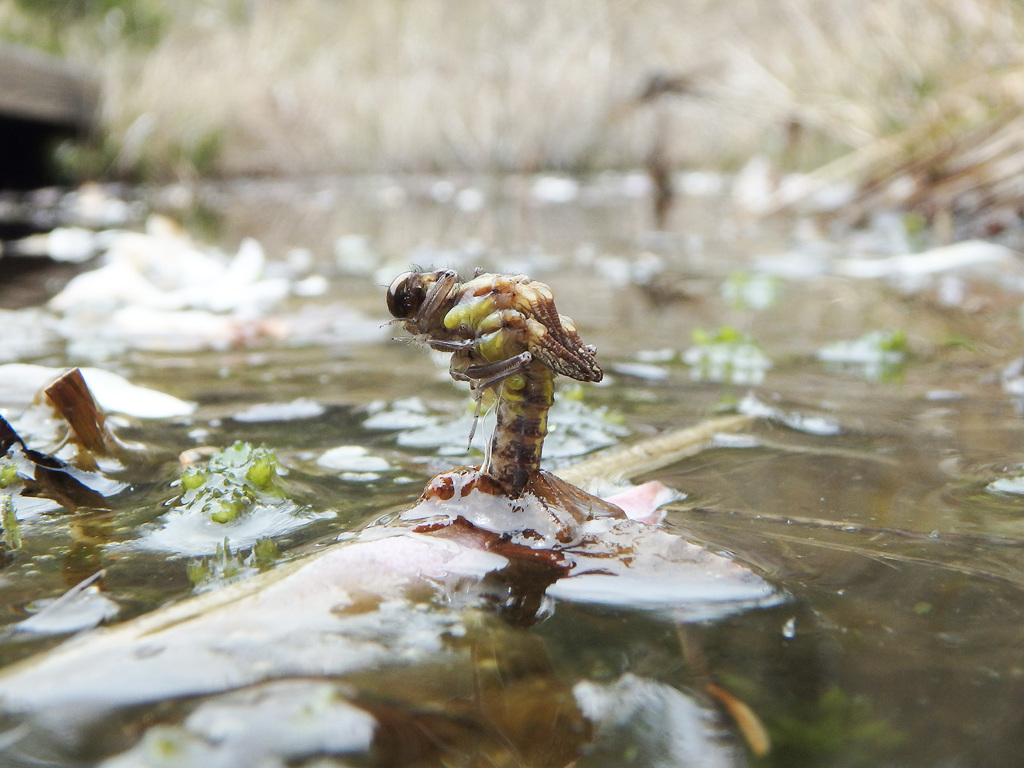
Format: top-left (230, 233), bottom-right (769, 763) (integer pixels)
top-left (483, 360), bottom-right (555, 497)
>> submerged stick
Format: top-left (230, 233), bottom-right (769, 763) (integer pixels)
top-left (558, 413), bottom-right (756, 487)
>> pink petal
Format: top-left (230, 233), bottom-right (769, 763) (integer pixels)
top-left (602, 481), bottom-right (679, 525)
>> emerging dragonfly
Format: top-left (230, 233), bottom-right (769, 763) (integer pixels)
top-left (387, 269), bottom-right (603, 498)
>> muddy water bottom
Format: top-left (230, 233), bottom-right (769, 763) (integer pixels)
top-left (2, 175), bottom-right (1024, 766)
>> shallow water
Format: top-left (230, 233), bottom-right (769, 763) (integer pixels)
top-left (2, 174), bottom-right (1024, 766)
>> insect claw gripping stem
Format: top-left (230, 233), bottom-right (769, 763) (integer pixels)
top-left (387, 270), bottom-right (603, 498)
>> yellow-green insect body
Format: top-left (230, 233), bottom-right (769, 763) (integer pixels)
top-left (387, 269), bottom-right (601, 497)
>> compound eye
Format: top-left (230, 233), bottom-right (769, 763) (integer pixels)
top-left (386, 272), bottom-right (426, 319)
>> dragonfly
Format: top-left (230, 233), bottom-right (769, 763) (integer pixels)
top-left (387, 269), bottom-right (603, 497)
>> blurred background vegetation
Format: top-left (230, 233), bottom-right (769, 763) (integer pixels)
top-left (3, 0), bottom-right (1023, 194)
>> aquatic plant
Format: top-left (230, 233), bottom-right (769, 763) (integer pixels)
top-left (684, 325), bottom-right (772, 385)
top-left (1, 495), bottom-right (20, 551)
top-left (186, 536), bottom-right (280, 591)
top-left (817, 328), bottom-right (908, 381)
top-left (0, 460), bottom-right (19, 489)
top-left (763, 686), bottom-right (906, 767)
top-left (722, 271), bottom-right (784, 311)
top-left (174, 442), bottom-right (284, 524)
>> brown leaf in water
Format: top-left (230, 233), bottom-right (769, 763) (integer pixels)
top-left (44, 368), bottom-right (111, 456)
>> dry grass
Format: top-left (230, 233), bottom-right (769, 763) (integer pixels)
top-left (6, 0), bottom-right (1024, 192)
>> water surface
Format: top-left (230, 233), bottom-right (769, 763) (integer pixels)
top-left (1, 174), bottom-right (1022, 767)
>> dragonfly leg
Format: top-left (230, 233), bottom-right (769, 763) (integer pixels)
top-left (425, 337), bottom-right (477, 353)
top-left (455, 350), bottom-right (533, 388)
top-left (451, 351), bottom-right (533, 448)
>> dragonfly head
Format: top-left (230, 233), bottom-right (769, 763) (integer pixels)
top-left (387, 269), bottom-right (460, 326)
top-left (386, 271), bottom-right (427, 320)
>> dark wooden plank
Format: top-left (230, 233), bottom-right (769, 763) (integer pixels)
top-left (0, 43), bottom-right (98, 131)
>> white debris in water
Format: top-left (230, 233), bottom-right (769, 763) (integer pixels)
top-left (14, 572), bottom-right (119, 635)
top-left (50, 227), bottom-right (288, 314)
top-left (183, 681), bottom-right (377, 761)
top-left (925, 389), bottom-right (964, 401)
top-left (549, 519), bottom-right (783, 619)
top-left (31, 216), bottom-right (357, 354)
top-left (817, 330), bottom-right (906, 380)
top-left (753, 251), bottom-right (831, 279)
top-left (231, 398), bottom-right (326, 423)
top-left (543, 393), bottom-right (631, 459)
top-left (0, 363), bottom-right (195, 418)
top-left (738, 392), bottom-right (843, 436)
top-left (774, 174), bottom-right (857, 213)
top-left (835, 240), bottom-right (1019, 282)
top-left (732, 155), bottom-right (774, 214)
top-left (454, 186), bottom-right (485, 212)
top-left (317, 445), bottom-right (392, 473)
top-left (362, 398), bottom-right (438, 431)
top-left (589, 251), bottom-right (665, 286)
top-left (531, 176), bottom-right (579, 204)
top-left (635, 348), bottom-right (678, 364)
top-left (9, 227), bottom-right (99, 263)
top-left (292, 274), bottom-right (328, 296)
top-left (132, 500), bottom-right (327, 555)
top-left (610, 362), bottom-right (671, 381)
top-left (333, 234), bottom-right (377, 275)
top-left (0, 309), bottom-right (61, 363)
top-left (574, 675), bottom-right (738, 768)
top-left (712, 432), bottom-right (760, 449)
top-left (429, 179), bottom-right (456, 202)
top-left (683, 340), bottom-right (771, 386)
top-left (986, 473), bottom-right (1024, 495)
top-left (679, 171), bottom-right (727, 197)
